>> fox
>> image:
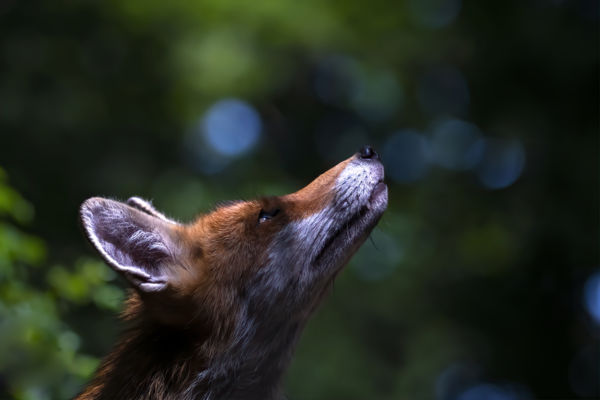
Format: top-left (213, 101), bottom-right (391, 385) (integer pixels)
top-left (76, 146), bottom-right (388, 400)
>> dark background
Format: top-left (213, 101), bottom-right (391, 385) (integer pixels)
top-left (0, 0), bottom-right (598, 399)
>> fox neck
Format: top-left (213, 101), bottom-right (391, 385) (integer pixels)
top-left (76, 293), bottom-right (309, 400)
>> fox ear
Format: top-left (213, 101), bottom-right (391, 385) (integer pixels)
top-left (126, 196), bottom-right (178, 225)
top-left (79, 197), bottom-right (181, 293)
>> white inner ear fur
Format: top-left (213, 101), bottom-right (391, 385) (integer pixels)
top-left (80, 198), bottom-right (175, 293)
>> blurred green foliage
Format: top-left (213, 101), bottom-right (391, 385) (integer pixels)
top-left (0, 171), bottom-right (123, 399)
top-left (0, 0), bottom-right (597, 399)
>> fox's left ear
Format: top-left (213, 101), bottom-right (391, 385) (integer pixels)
top-left (79, 197), bottom-right (182, 293)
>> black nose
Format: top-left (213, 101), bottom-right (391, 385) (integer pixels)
top-left (359, 145), bottom-right (379, 160)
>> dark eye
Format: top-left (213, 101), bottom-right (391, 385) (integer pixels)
top-left (258, 208), bottom-right (280, 224)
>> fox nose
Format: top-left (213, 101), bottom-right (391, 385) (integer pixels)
top-left (358, 145), bottom-right (379, 160)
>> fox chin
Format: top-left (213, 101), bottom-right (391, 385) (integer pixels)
top-left (76, 146), bottom-right (388, 400)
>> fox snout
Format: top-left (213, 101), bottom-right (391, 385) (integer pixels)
top-left (276, 146), bottom-right (388, 282)
top-left (334, 145), bottom-right (387, 216)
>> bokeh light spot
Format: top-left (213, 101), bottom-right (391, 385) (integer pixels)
top-left (457, 383), bottom-right (530, 400)
top-left (202, 98), bottom-right (262, 157)
top-left (583, 271), bottom-right (600, 324)
top-left (383, 130), bottom-right (431, 183)
top-left (431, 118), bottom-right (484, 170)
top-left (435, 362), bottom-right (481, 400)
top-left (185, 98), bottom-right (262, 175)
top-left (476, 138), bottom-right (526, 189)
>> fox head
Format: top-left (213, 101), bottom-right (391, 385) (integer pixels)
top-left (78, 146), bottom-right (387, 399)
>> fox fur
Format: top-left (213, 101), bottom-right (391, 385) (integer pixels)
top-left (76, 148), bottom-right (388, 400)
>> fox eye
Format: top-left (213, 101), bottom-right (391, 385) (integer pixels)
top-left (258, 208), bottom-right (280, 224)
